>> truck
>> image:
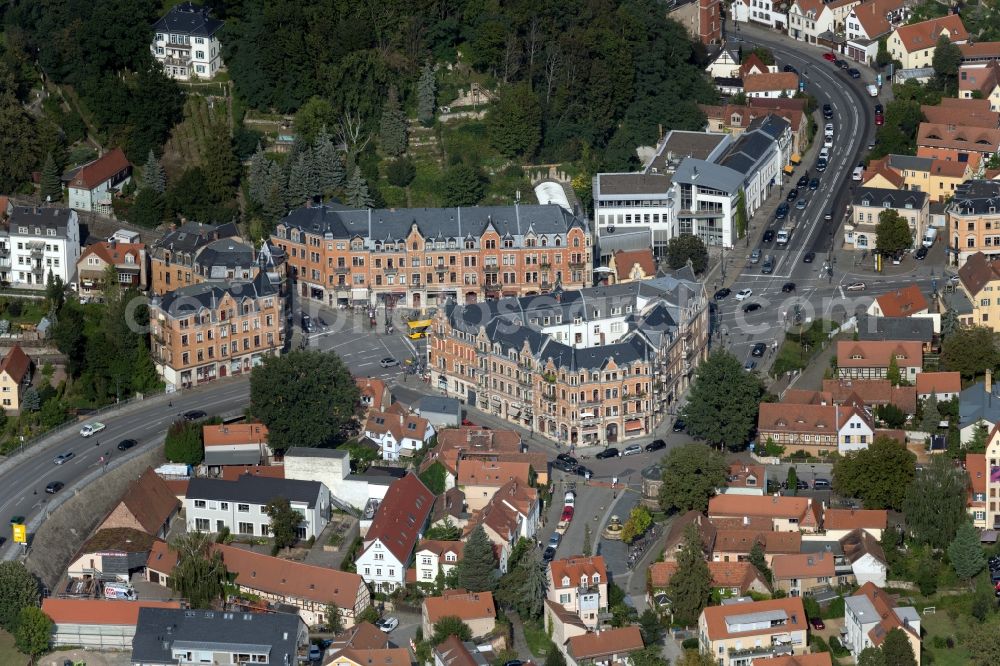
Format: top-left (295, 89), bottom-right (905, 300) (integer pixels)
top-left (776, 222), bottom-right (795, 247)
top-left (922, 227), bottom-right (938, 247)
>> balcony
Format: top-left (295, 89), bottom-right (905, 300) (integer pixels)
top-left (164, 56), bottom-right (191, 68)
top-left (334, 266), bottom-right (350, 275)
top-left (568, 261), bottom-right (586, 270)
top-left (727, 642), bottom-right (794, 660)
top-left (383, 265), bottom-right (398, 275)
top-left (484, 266), bottom-right (499, 274)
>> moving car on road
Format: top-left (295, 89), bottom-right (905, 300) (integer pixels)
top-left (117, 439), bottom-right (137, 451)
top-left (846, 282), bottom-right (867, 291)
top-left (742, 302), bottom-right (762, 313)
top-left (915, 246), bottom-right (928, 260)
top-left (53, 452), bottom-right (75, 465)
top-left (379, 357), bottom-right (400, 368)
top-left (183, 410), bottom-right (207, 421)
top-left (797, 175), bottom-right (809, 188)
top-left (782, 282), bottom-right (796, 293)
top-left (80, 422), bottom-right (105, 438)
top-left (714, 288), bottom-right (731, 300)
top-left (751, 343), bottom-right (766, 357)
top-left (735, 288), bottom-right (753, 301)
top-left (45, 481), bottom-right (64, 494)
top-left (763, 230), bottom-right (775, 243)
top-left (803, 252), bottom-right (815, 263)
top-left (809, 178), bottom-right (819, 190)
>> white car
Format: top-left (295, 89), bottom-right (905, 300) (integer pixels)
top-left (735, 288), bottom-right (753, 301)
top-left (846, 282), bottom-right (867, 291)
top-left (53, 452), bottom-right (75, 465)
top-left (79, 422), bottom-right (106, 438)
top-left (377, 617), bottom-right (399, 633)
top-left (564, 491), bottom-right (576, 506)
top-left (819, 147), bottom-right (830, 160)
top-left (823, 135), bottom-right (833, 147)
top-left (622, 444), bottom-right (642, 456)
top-left (824, 123), bottom-right (834, 137)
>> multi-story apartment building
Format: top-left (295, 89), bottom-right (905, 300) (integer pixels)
top-left (949, 180), bottom-right (1000, 265)
top-left (149, 272), bottom-right (284, 389)
top-left (844, 584), bottom-right (921, 664)
top-left (708, 495), bottom-right (822, 533)
top-left (547, 556), bottom-right (609, 630)
top-left (151, 2), bottom-right (224, 81)
top-left (863, 154), bottom-right (972, 202)
top-left (731, 0), bottom-right (788, 30)
top-left (845, 0), bottom-right (906, 64)
top-left (698, 597), bottom-right (808, 666)
top-left (843, 187), bottom-right (928, 251)
top-left (972, 426), bottom-right (1000, 530)
top-left (958, 251), bottom-right (1000, 329)
top-left (429, 276), bottom-right (709, 447)
top-left (757, 400), bottom-right (875, 457)
top-left (149, 221), bottom-right (256, 294)
top-left (1, 207), bottom-right (81, 288)
top-left (272, 204), bottom-right (591, 310)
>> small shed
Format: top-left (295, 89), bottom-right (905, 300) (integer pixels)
top-left (416, 396), bottom-right (462, 428)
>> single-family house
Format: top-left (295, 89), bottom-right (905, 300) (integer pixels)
top-left (43, 598), bottom-right (182, 650)
top-left (0, 345), bottom-right (31, 412)
top-left (662, 511), bottom-right (718, 561)
top-left (356, 377), bottom-right (391, 414)
top-left (150, 2), bottom-right (225, 81)
top-left (960, 61), bottom-right (1000, 111)
top-left (757, 400), bottom-right (874, 456)
top-left (469, 480), bottom-right (540, 573)
top-left (66, 148), bottom-right (132, 214)
top-left (328, 648), bottom-right (412, 666)
top-left (732, 0), bottom-right (788, 31)
top-left (130, 607), bottom-right (307, 666)
top-left (212, 543), bottom-right (371, 628)
top-left (145, 540), bottom-right (177, 587)
top-left (705, 47), bottom-right (741, 79)
top-left (770, 553), bottom-right (836, 596)
top-left (414, 540), bottom-right (463, 586)
top-left (566, 627), bottom-right (644, 666)
top-left (888, 15), bottom-right (969, 70)
top-left (649, 560), bottom-right (771, 598)
top-left (821, 378), bottom-right (917, 415)
top-left (99, 468), bottom-right (180, 539)
top-left (719, 463), bottom-right (767, 496)
top-left (845, 0), bottom-right (906, 64)
top-left (434, 635), bottom-right (491, 666)
top-left (458, 460), bottom-right (534, 512)
top-left (184, 475), bottom-right (330, 540)
top-left (422, 590), bottom-right (496, 639)
top-left (957, 251), bottom-right (1000, 330)
top-left (708, 495), bottom-right (821, 532)
top-left (365, 405), bottom-right (435, 461)
top-left (840, 528), bottom-right (889, 587)
top-left (698, 597), bottom-right (808, 665)
top-left (823, 509), bottom-right (887, 540)
top-left (788, 0), bottom-right (835, 44)
top-left (836, 341), bottom-right (924, 381)
top-left (867, 285), bottom-right (929, 319)
top-left (547, 556), bottom-right (609, 630)
top-left (202, 423), bottom-right (270, 468)
top-left (915, 371), bottom-right (961, 402)
top-left (356, 473), bottom-right (434, 592)
top-left (844, 583), bottom-right (921, 664)
top-left (67, 528), bottom-right (156, 583)
top-left (76, 239), bottom-right (147, 298)
top-left (743, 72), bottom-right (799, 99)
top-left (712, 530), bottom-right (802, 565)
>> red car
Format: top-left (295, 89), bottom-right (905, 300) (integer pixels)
top-left (561, 507), bottom-right (574, 522)
top-left (810, 617), bottom-right (826, 630)
top-left (875, 113), bottom-right (884, 126)
top-left (823, 52), bottom-right (837, 62)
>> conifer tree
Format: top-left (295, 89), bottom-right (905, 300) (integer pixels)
top-left (379, 88), bottom-right (408, 157)
top-left (40, 152), bottom-right (61, 203)
top-left (417, 62), bottom-right (437, 125)
top-left (247, 144), bottom-right (269, 205)
top-left (313, 126), bottom-right (342, 193)
top-left (344, 166), bottom-right (373, 208)
top-left (143, 149), bottom-right (166, 193)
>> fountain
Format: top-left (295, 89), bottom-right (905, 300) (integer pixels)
top-left (603, 515), bottom-right (624, 540)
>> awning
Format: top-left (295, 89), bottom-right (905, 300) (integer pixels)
top-left (783, 165), bottom-right (795, 175)
top-left (509, 408), bottom-right (521, 418)
top-left (791, 153), bottom-right (802, 165)
top-left (625, 420), bottom-right (644, 432)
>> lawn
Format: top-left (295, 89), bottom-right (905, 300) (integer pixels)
top-left (920, 612), bottom-right (970, 666)
top-left (521, 618), bottom-right (551, 658)
top-left (0, 630), bottom-right (27, 666)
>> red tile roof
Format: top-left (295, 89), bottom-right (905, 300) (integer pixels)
top-left (549, 556), bottom-right (608, 588)
top-left (739, 54), bottom-right (769, 78)
top-left (423, 589), bottom-right (495, 624)
top-left (713, 529), bottom-right (802, 556)
top-left (41, 598), bottom-right (181, 626)
top-left (873, 285), bottom-right (929, 317)
top-left (918, 122), bottom-right (1000, 152)
top-left (959, 251), bottom-right (1000, 296)
top-left (840, 528), bottom-right (887, 566)
top-left (328, 622), bottom-right (390, 652)
top-left (214, 543), bottom-right (366, 609)
top-left (78, 241), bottom-right (145, 268)
top-left (457, 459), bottom-right (532, 487)
top-left (836, 341), bottom-right (923, 369)
top-left (567, 627), bottom-right (644, 660)
top-left (613, 249), bottom-right (657, 281)
top-left (434, 635), bottom-right (482, 666)
top-left (0, 345), bottom-right (30, 383)
top-left (960, 41), bottom-right (1000, 60)
top-left (758, 402), bottom-right (839, 435)
top-left (146, 539), bottom-right (178, 574)
top-left (968, 453), bottom-right (987, 507)
top-left (743, 72), bottom-right (798, 93)
top-left (219, 464), bottom-right (284, 482)
top-left (709, 495), bottom-right (818, 524)
top-left (650, 560), bottom-right (767, 592)
top-left (852, 582), bottom-right (919, 646)
top-left (701, 597), bottom-right (806, 640)
top-left (821, 379), bottom-right (917, 413)
top-left (755, 654), bottom-right (834, 666)
top-left (336, 648), bottom-right (411, 666)
top-left (726, 463), bottom-right (766, 491)
top-left (364, 473), bottom-right (434, 562)
top-left (851, 0), bottom-right (905, 39)
top-left (68, 148), bottom-right (131, 190)
top-left (823, 508), bottom-right (887, 531)
top-left (356, 377), bottom-right (390, 412)
top-left (894, 15), bottom-right (969, 53)
top-left (364, 409), bottom-right (431, 444)
top-left (203, 423), bottom-right (269, 448)
top-left (915, 371), bottom-right (961, 396)
top-left (921, 99), bottom-right (999, 129)
top-left (771, 552), bottom-right (836, 580)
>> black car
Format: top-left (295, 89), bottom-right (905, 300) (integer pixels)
top-left (915, 246), bottom-right (929, 260)
top-left (775, 203), bottom-right (789, 219)
top-left (672, 419), bottom-right (686, 432)
top-left (822, 103), bottom-right (833, 119)
top-left (742, 302), bottom-right (762, 313)
top-left (816, 158), bottom-right (827, 172)
top-left (763, 230), bottom-right (775, 243)
top-left (824, 210), bottom-right (834, 221)
top-left (808, 178), bottom-right (819, 190)
top-left (782, 282), bottom-right (796, 293)
top-left (848, 68), bottom-right (861, 78)
top-left (117, 439), bottom-right (137, 451)
top-left (874, 103), bottom-right (884, 114)
top-left (645, 439), bottom-right (667, 452)
top-left (183, 410), bottom-right (207, 421)
top-left (552, 458), bottom-right (576, 473)
top-left (596, 448), bottom-right (620, 459)
top-left (45, 481), bottom-right (64, 494)
top-left (783, 64), bottom-right (798, 74)
top-left (751, 343), bottom-right (766, 357)
top-left (797, 175), bottom-right (809, 188)
top-left (714, 287), bottom-right (731, 300)
top-left (786, 189), bottom-right (798, 202)
top-left (542, 546), bottom-right (557, 562)
top-left (803, 252), bottom-right (816, 263)
top-left (837, 60), bottom-right (850, 70)
top-left (574, 465), bottom-right (593, 478)
top-left (557, 453), bottom-right (577, 466)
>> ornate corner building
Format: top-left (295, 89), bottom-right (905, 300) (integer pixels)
top-left (428, 276), bottom-right (710, 448)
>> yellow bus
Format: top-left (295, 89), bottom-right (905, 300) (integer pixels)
top-left (407, 319), bottom-right (433, 339)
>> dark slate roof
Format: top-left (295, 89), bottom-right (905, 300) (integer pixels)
top-left (132, 607), bottom-right (300, 665)
top-left (186, 475), bottom-right (324, 507)
top-left (855, 315), bottom-right (934, 343)
top-left (279, 204), bottom-right (588, 243)
top-left (204, 450), bottom-right (264, 466)
top-left (853, 186), bottom-right (927, 210)
top-left (155, 271), bottom-right (277, 317)
top-left (8, 207), bottom-right (75, 236)
top-left (195, 238), bottom-right (255, 275)
top-left (285, 447), bottom-right (348, 459)
top-left (952, 180), bottom-right (1000, 215)
top-left (960, 381), bottom-right (1000, 429)
top-left (720, 130), bottom-right (774, 175)
top-left (746, 114), bottom-right (790, 140)
top-left (417, 396), bottom-right (461, 415)
top-left (152, 2), bottom-right (224, 38)
top-left (154, 221), bottom-right (240, 255)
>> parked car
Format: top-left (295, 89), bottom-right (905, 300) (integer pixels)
top-left (776, 203), bottom-right (790, 219)
top-left (645, 439), bottom-right (667, 452)
top-left (837, 60), bottom-right (850, 70)
top-left (53, 452), bottom-right (75, 465)
top-left (823, 134), bottom-right (834, 147)
top-left (848, 68), bottom-right (861, 78)
top-left (783, 64), bottom-right (798, 73)
top-left (117, 439), bottom-right (137, 451)
top-left (557, 453), bottom-right (577, 466)
top-left (751, 343), bottom-right (766, 357)
top-left (9, 516), bottom-right (23, 525)
top-left (79, 422), bottom-right (106, 438)
top-left (714, 287), bottom-right (731, 300)
top-left (744, 359), bottom-right (757, 371)
top-left (622, 444), bottom-right (642, 456)
top-left (596, 448), bottom-right (620, 459)
top-left (797, 175), bottom-right (809, 188)
top-left (377, 617), bottom-right (399, 633)
top-left (786, 189), bottom-right (798, 202)
top-left (543, 546), bottom-right (557, 562)
top-left (824, 123), bottom-right (834, 137)
top-left (763, 229), bottom-right (775, 243)
top-left (574, 465), bottom-right (593, 479)
top-left (736, 288), bottom-right (753, 301)
top-left (813, 478), bottom-right (831, 489)
top-left (309, 645), bottom-right (323, 662)
top-left (742, 302), bottom-right (762, 313)
top-left (672, 419), bottom-right (686, 432)
top-left (552, 458), bottom-right (576, 473)
top-left (45, 481), bottom-right (64, 494)
top-left (816, 158), bottom-right (828, 172)
top-left (822, 103), bottom-right (833, 118)
top-left (811, 617), bottom-right (826, 630)
top-left (803, 252), bottom-right (815, 263)
top-left (822, 53), bottom-right (836, 62)
top-left (915, 246), bottom-right (928, 260)
top-left (548, 533), bottom-right (561, 548)
top-left (782, 282), bottom-right (796, 293)
top-left (809, 178), bottom-right (819, 190)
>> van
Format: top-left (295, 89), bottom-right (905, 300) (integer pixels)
top-left (852, 166), bottom-right (864, 181)
top-left (867, 84), bottom-right (879, 97)
top-left (922, 228), bottom-right (938, 247)
top-left (813, 478), bottom-right (831, 489)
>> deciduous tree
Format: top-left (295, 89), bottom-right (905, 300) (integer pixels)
top-left (487, 83), bottom-right (542, 158)
top-left (666, 234), bottom-right (708, 273)
top-left (164, 419), bottom-right (204, 465)
top-left (875, 209), bottom-right (912, 255)
top-left (294, 97), bottom-right (337, 147)
top-left (249, 350), bottom-right (360, 452)
top-left (169, 531), bottom-right (226, 609)
top-left (942, 326), bottom-right (999, 380)
top-left (967, 617), bottom-right (1000, 664)
top-left (0, 561), bottom-right (38, 632)
top-left (431, 616), bottom-right (472, 644)
top-left (881, 628), bottom-right (917, 666)
top-left (14, 606), bottom-right (51, 657)
top-left (902, 454), bottom-right (968, 548)
top-left (749, 542), bottom-right (772, 584)
top-left (621, 505), bottom-right (653, 544)
top-left (264, 496), bottom-right (302, 554)
top-left (456, 525), bottom-right (496, 592)
top-left (833, 436), bottom-right (915, 510)
top-left (681, 350), bottom-right (765, 450)
top-left (386, 157), bottom-right (416, 188)
top-left (658, 442), bottom-right (727, 513)
top-left (667, 524), bottom-right (712, 626)
top-left (440, 165), bottom-right (485, 207)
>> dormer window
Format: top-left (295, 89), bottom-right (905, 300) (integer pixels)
top-left (561, 576), bottom-right (570, 587)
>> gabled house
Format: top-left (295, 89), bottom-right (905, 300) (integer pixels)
top-left (708, 495), bottom-right (821, 533)
top-left (743, 72), bottom-right (799, 99)
top-left (202, 423), bottom-right (271, 468)
top-left (732, 0), bottom-right (788, 31)
top-left (649, 560), bottom-right (771, 598)
top-left (836, 341), bottom-right (924, 381)
top-left (0, 345), bottom-right (31, 412)
top-left (99, 468), bottom-right (180, 539)
top-left (840, 529), bottom-right (889, 587)
top-left (328, 647), bottom-right (412, 666)
top-left (823, 509), bottom-right (887, 540)
top-left (364, 406), bottom-right (435, 461)
top-left (845, 0), bottom-right (906, 64)
top-left (547, 556), bottom-right (609, 629)
top-left (422, 590), bottom-right (496, 639)
top-left (957, 251), bottom-right (1000, 330)
top-left (151, 2), bottom-right (225, 81)
top-left (212, 543), bottom-right (370, 628)
top-left (788, 0), bottom-right (835, 43)
top-left (77, 240), bottom-right (147, 298)
top-left (959, 372), bottom-right (1000, 444)
top-left (356, 473), bottom-right (434, 592)
top-left (888, 15), bottom-right (969, 70)
top-left (356, 377), bottom-right (391, 414)
top-left (757, 400), bottom-right (874, 456)
top-left (867, 285), bottom-right (929, 319)
top-left (414, 540), bottom-right (463, 585)
top-left (434, 635), bottom-right (491, 666)
top-left (822, 378), bottom-right (917, 415)
top-left (458, 459), bottom-right (534, 512)
top-left (844, 187), bottom-right (928, 251)
top-left (712, 530), bottom-right (802, 565)
top-left (466, 480), bottom-right (539, 573)
top-left (565, 626), bottom-right (644, 666)
top-left (66, 148), bottom-right (132, 214)
top-left (719, 463), bottom-right (767, 496)
top-left (915, 371), bottom-right (961, 402)
top-left (698, 597), bottom-right (808, 665)
top-left (967, 453), bottom-right (988, 528)
top-left (960, 62), bottom-right (1000, 111)
top-left (706, 47), bottom-right (741, 79)
top-left (918, 122), bottom-right (1000, 169)
top-left (67, 528), bottom-right (156, 583)
top-left (844, 583), bottom-right (921, 663)
top-left (607, 249), bottom-right (657, 284)
top-left (770, 552), bottom-right (836, 596)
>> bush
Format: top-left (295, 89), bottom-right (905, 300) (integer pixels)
top-left (829, 636), bottom-right (849, 657)
top-left (822, 596), bottom-right (845, 619)
top-left (810, 635), bottom-right (829, 653)
top-left (681, 638), bottom-right (699, 650)
top-left (386, 157), bottom-right (416, 187)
